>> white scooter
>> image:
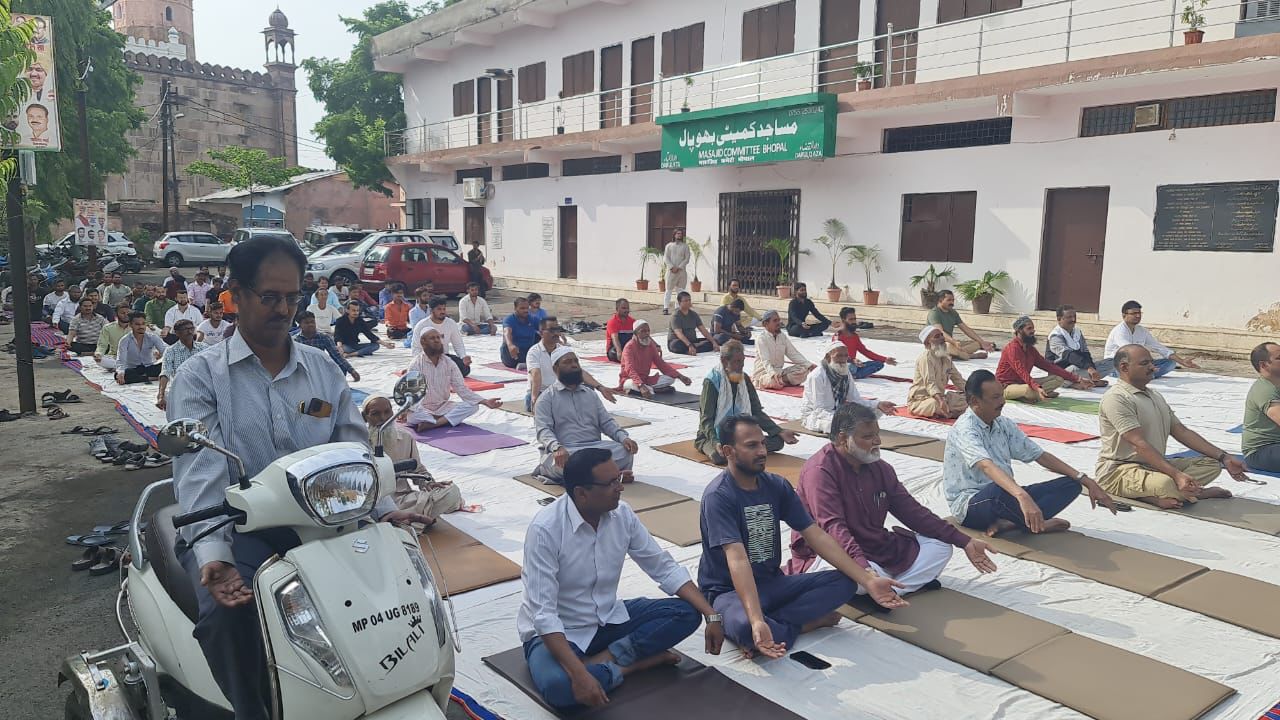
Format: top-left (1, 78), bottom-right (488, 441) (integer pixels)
top-left (59, 373), bottom-right (458, 719)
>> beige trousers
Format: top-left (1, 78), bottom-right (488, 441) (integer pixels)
top-left (1003, 376), bottom-right (1066, 403)
top-left (753, 364), bottom-right (809, 389)
top-left (908, 392), bottom-right (967, 418)
top-left (947, 339), bottom-right (985, 360)
top-left (394, 475), bottom-right (464, 530)
top-left (1097, 457), bottom-right (1221, 501)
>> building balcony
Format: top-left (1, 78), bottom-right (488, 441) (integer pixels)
top-left (385, 0), bottom-right (1275, 166)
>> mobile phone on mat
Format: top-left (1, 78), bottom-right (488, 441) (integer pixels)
top-left (790, 651), bottom-right (831, 670)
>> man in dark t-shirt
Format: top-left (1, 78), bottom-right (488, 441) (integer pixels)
top-left (698, 415), bottom-right (908, 659)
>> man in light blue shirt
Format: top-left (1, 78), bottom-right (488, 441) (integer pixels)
top-left (943, 370), bottom-right (1115, 537)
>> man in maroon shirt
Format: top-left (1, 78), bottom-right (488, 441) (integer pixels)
top-left (834, 307), bottom-right (897, 379)
top-left (787, 403), bottom-right (997, 594)
top-left (997, 316), bottom-right (1103, 404)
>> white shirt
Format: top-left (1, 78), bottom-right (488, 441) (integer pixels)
top-left (1103, 322), bottom-right (1172, 361)
top-left (196, 318), bottom-right (231, 345)
top-left (458, 295), bottom-right (493, 325)
top-left (407, 352), bottom-right (484, 412)
top-left (800, 364), bottom-right (877, 425)
top-left (163, 303), bottom-right (203, 330)
top-left (410, 315), bottom-right (466, 358)
top-left (309, 301), bottom-right (343, 333)
top-left (52, 296), bottom-right (82, 325)
top-left (517, 495), bottom-right (691, 647)
top-left (755, 329), bottom-right (809, 373)
top-left (526, 340), bottom-right (560, 394)
top-left (42, 290), bottom-right (67, 312)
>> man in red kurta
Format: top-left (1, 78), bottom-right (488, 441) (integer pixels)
top-left (997, 316), bottom-right (1101, 403)
top-left (618, 320), bottom-right (691, 398)
top-left (787, 403), bottom-right (997, 594)
top-left (834, 307), bottom-right (897, 379)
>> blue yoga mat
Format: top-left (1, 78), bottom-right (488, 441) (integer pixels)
top-left (1167, 450), bottom-right (1280, 479)
top-left (350, 388), bottom-right (369, 405)
top-left (1228, 424), bottom-right (1243, 434)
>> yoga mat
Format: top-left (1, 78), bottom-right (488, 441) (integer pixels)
top-left (869, 373), bottom-right (914, 383)
top-left (1153, 570), bottom-right (1280, 641)
top-left (512, 474), bottom-right (689, 513)
top-left (350, 388), bottom-right (369, 405)
top-left (634, 501), bottom-right (702, 547)
top-left (463, 378), bottom-right (505, 391)
top-left (1167, 450), bottom-right (1280, 480)
top-left (890, 407), bottom-right (1099, 443)
top-left (419, 522), bottom-right (521, 597)
top-left (497, 400), bottom-right (650, 429)
top-left (412, 424), bottom-right (526, 456)
top-left (631, 390), bottom-right (701, 408)
top-left (651, 440), bottom-right (807, 484)
top-left (887, 441), bottom-right (947, 463)
top-left (483, 361), bottom-right (526, 375)
top-left (780, 420), bottom-right (937, 451)
top-left (990, 634), bottom-right (1234, 720)
top-left (1103, 491), bottom-right (1280, 537)
top-left (1036, 395), bottom-right (1102, 414)
top-left (583, 355), bottom-right (688, 370)
top-left (1228, 424), bottom-right (1243, 434)
top-left (760, 384), bottom-right (804, 398)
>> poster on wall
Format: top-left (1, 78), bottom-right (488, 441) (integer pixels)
top-left (73, 199), bottom-right (108, 246)
top-left (4, 14), bottom-right (60, 151)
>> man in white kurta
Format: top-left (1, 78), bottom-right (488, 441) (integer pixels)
top-left (752, 310), bottom-right (815, 389)
top-left (661, 229), bottom-right (691, 314)
top-left (406, 328), bottom-right (500, 431)
top-left (800, 341), bottom-right (897, 433)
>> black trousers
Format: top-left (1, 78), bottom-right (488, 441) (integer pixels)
top-left (787, 319), bottom-right (831, 338)
top-left (387, 327), bottom-right (410, 339)
top-left (122, 363), bottom-right (162, 383)
top-left (448, 352), bottom-right (471, 377)
top-left (69, 341), bottom-right (96, 355)
top-left (606, 332), bottom-right (633, 363)
top-left (668, 336), bottom-right (713, 355)
top-left (501, 342), bottom-right (533, 368)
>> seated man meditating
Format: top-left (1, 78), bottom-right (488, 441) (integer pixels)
top-left (785, 282), bottom-right (831, 338)
top-left (928, 290), bottom-right (994, 360)
top-left (799, 340), bottom-right (895, 434)
top-left (1046, 304), bottom-right (1111, 380)
top-left (699, 416), bottom-right (908, 659)
top-left (721, 278), bottom-right (761, 326)
top-left (907, 326), bottom-right (968, 420)
top-left (604, 298), bottom-right (635, 362)
top-left (944, 370), bottom-right (1116, 536)
top-left (617, 320), bottom-right (691, 398)
top-left (405, 328), bottom-right (500, 432)
top-left (712, 298), bottom-right (754, 346)
top-left (1096, 344), bottom-right (1248, 508)
top-left (834, 307), bottom-right (895, 379)
top-left (667, 292), bottom-right (718, 356)
top-left (361, 394), bottom-right (462, 528)
top-left (1245, 341), bottom-right (1280, 472)
top-left (696, 341), bottom-right (798, 465)
top-left (527, 316), bottom-right (614, 412)
top-left (115, 312), bottom-right (167, 385)
top-left (752, 310), bottom-right (815, 389)
top-left (534, 347), bottom-right (638, 484)
top-left (789, 404), bottom-right (997, 592)
top-left (519, 449), bottom-right (723, 710)
top-left (502, 296), bottom-right (540, 369)
top-left (997, 315), bottom-right (1103, 403)
top-left (1103, 300), bottom-right (1198, 379)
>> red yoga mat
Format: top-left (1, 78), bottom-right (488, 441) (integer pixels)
top-left (891, 407), bottom-right (1098, 443)
top-left (761, 385), bottom-right (805, 398)
top-left (464, 378), bottom-right (504, 391)
top-left (583, 355), bottom-right (688, 370)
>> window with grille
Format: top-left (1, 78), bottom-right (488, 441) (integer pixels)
top-left (454, 167), bottom-right (492, 185)
top-left (562, 155), bottom-right (622, 177)
top-left (1080, 89), bottom-right (1276, 137)
top-left (900, 191), bottom-right (976, 262)
top-left (501, 163), bottom-right (550, 181)
top-left (634, 151), bottom-right (662, 171)
top-left (1243, 0), bottom-right (1280, 20)
top-left (883, 117), bottom-right (1012, 153)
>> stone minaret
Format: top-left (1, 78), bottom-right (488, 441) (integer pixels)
top-left (263, 8), bottom-right (299, 166)
top-left (111, 0), bottom-right (197, 60)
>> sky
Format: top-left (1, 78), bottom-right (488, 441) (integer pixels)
top-left (191, 0), bottom-right (388, 169)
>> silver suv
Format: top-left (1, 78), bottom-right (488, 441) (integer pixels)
top-left (155, 232), bottom-right (235, 267)
top-left (306, 230), bottom-right (459, 285)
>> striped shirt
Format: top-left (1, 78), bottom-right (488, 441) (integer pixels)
top-left (161, 339), bottom-right (208, 378)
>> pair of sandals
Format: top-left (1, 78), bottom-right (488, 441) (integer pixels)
top-left (90, 436), bottom-right (150, 461)
top-left (46, 405), bottom-right (69, 420)
top-left (69, 543), bottom-right (124, 576)
top-left (62, 425), bottom-right (117, 436)
top-left (116, 450), bottom-right (172, 471)
top-left (42, 390), bottom-right (81, 407)
top-left (0, 409), bottom-right (24, 422)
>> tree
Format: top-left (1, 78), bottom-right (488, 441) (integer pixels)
top-left (304, 1), bottom-right (461, 196)
top-left (15, 0), bottom-right (144, 240)
top-left (0, 2), bottom-right (34, 180)
top-left (187, 146), bottom-right (311, 220)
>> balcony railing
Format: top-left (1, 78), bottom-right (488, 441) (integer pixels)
top-left (385, 0), bottom-right (1246, 158)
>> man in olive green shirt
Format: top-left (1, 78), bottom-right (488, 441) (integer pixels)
top-left (1244, 342), bottom-right (1280, 472)
top-left (721, 278), bottom-right (761, 324)
top-left (144, 287), bottom-right (176, 329)
top-left (94, 301), bottom-right (134, 371)
top-left (1096, 344), bottom-right (1249, 508)
top-left (927, 290), bottom-right (993, 360)
top-left (696, 340), bottom-right (797, 464)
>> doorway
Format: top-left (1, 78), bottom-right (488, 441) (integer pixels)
top-left (819, 0), bottom-right (860, 94)
top-left (433, 198), bottom-right (449, 229)
top-left (559, 205), bottom-right (578, 279)
top-left (1038, 187), bottom-right (1110, 313)
top-left (463, 206), bottom-right (485, 247)
top-left (718, 190), bottom-right (801, 294)
top-left (875, 0), bottom-right (918, 87)
top-left (600, 44), bottom-right (623, 129)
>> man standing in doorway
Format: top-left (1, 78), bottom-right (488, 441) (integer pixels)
top-left (662, 228), bottom-right (690, 316)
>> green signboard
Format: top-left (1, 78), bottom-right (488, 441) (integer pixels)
top-left (657, 93), bottom-right (837, 170)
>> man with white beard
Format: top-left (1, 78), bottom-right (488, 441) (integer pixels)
top-left (786, 403), bottom-right (999, 593)
top-left (617, 320), bottom-right (691, 397)
top-left (906, 325), bottom-right (968, 419)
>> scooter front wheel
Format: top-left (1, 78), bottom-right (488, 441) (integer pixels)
top-left (63, 691), bottom-right (91, 720)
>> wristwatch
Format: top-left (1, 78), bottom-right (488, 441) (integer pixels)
top-left (1216, 451), bottom-right (1228, 464)
top-left (704, 613), bottom-right (722, 624)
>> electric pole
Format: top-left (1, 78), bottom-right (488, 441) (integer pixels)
top-left (7, 154), bottom-right (35, 415)
top-left (76, 56), bottom-right (96, 268)
top-left (169, 91), bottom-right (180, 231)
top-left (160, 77), bottom-right (170, 233)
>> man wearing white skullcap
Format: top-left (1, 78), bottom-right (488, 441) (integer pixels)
top-left (618, 319), bottom-right (691, 398)
top-left (360, 394), bottom-right (463, 527)
top-left (533, 346), bottom-right (639, 483)
top-left (799, 338), bottom-right (896, 433)
top-left (906, 325), bottom-right (968, 419)
top-left (405, 327), bottom-right (502, 431)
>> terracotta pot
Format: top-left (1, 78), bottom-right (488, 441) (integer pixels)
top-left (635, 279), bottom-right (649, 291)
top-left (825, 287), bottom-right (842, 303)
top-left (776, 285), bottom-right (792, 299)
top-left (971, 294), bottom-right (993, 314)
top-left (863, 290), bottom-right (880, 306)
top-left (856, 79), bottom-right (872, 91)
top-left (1184, 29), bottom-right (1204, 44)
top-left (919, 289), bottom-right (939, 308)
top-left (658, 280), bottom-right (666, 292)
top-left (690, 280), bottom-right (703, 292)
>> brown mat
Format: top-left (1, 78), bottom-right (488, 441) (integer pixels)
top-left (991, 633), bottom-right (1234, 720)
top-left (1154, 570), bottom-right (1280, 640)
top-left (887, 440), bottom-right (946, 463)
top-left (498, 400), bottom-right (651, 429)
top-left (483, 646), bottom-right (804, 719)
top-left (1107, 492), bottom-right (1280, 537)
top-left (513, 474), bottom-right (689, 513)
top-left (780, 421), bottom-right (937, 453)
top-left (652, 440), bottom-right (808, 484)
top-left (634, 501), bottom-right (703, 547)
top-left (855, 588), bottom-right (1069, 673)
top-left (418, 522), bottom-right (521, 597)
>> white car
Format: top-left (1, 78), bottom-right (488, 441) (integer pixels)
top-left (38, 231), bottom-right (136, 257)
top-left (154, 231), bottom-right (236, 267)
top-left (306, 229), bottom-right (459, 285)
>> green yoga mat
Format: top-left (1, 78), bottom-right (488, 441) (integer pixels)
top-left (1037, 396), bottom-right (1102, 414)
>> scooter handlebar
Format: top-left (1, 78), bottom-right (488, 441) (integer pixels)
top-left (393, 459), bottom-right (418, 473)
top-left (172, 502), bottom-right (232, 528)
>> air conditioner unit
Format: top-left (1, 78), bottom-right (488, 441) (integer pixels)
top-left (462, 177), bottom-right (488, 203)
top-left (1134, 103), bottom-right (1161, 130)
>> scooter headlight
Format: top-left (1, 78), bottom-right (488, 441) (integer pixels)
top-left (404, 543), bottom-right (449, 648)
top-left (286, 449), bottom-right (378, 526)
top-left (276, 579), bottom-right (354, 691)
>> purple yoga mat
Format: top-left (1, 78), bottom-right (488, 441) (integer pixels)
top-left (411, 423), bottom-right (526, 456)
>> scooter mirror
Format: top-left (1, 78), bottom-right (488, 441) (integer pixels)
top-left (393, 370), bottom-right (427, 405)
top-left (157, 418), bottom-right (208, 457)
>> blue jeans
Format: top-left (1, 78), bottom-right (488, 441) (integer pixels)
top-left (461, 322), bottom-right (491, 335)
top-left (961, 476), bottom-right (1082, 531)
top-left (854, 360), bottom-right (885, 379)
top-left (523, 597), bottom-right (700, 710)
top-left (713, 571), bottom-right (856, 652)
top-left (340, 341), bottom-right (379, 357)
top-left (1111, 357), bottom-right (1174, 379)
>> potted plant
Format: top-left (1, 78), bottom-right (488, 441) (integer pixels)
top-left (688, 236), bottom-right (712, 293)
top-left (812, 217), bottom-right (854, 303)
top-left (764, 237), bottom-right (808, 299)
top-left (854, 61), bottom-right (879, 91)
top-left (681, 76), bottom-right (694, 112)
top-left (908, 263), bottom-right (957, 308)
top-left (658, 259), bottom-right (667, 293)
top-left (636, 246), bottom-right (661, 291)
top-left (1182, 0), bottom-right (1208, 44)
top-left (848, 244), bottom-right (883, 306)
top-left (955, 270), bottom-right (1010, 315)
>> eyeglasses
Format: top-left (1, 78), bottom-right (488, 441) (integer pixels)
top-left (242, 287), bottom-right (304, 309)
top-left (588, 475), bottom-right (625, 489)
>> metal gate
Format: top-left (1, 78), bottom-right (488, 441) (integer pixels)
top-left (718, 190), bottom-right (801, 294)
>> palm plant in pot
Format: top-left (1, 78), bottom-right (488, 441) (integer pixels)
top-left (848, 244), bottom-right (883, 305)
top-left (658, 259), bottom-right (667, 292)
top-left (636, 246), bottom-right (661, 291)
top-left (764, 237), bottom-right (807, 299)
top-left (812, 218), bottom-right (854, 303)
top-left (1181, 0), bottom-right (1208, 44)
top-left (955, 270), bottom-right (1010, 315)
top-left (687, 236), bottom-right (712, 293)
top-left (908, 264), bottom-right (957, 308)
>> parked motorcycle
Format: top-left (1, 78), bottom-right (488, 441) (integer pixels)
top-left (59, 372), bottom-right (458, 719)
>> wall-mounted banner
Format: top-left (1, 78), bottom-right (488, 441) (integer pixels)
top-left (5, 14), bottom-right (60, 151)
top-left (73, 199), bottom-right (108, 246)
top-left (657, 93), bottom-right (836, 170)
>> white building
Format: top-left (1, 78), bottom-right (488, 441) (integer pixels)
top-left (374, 0), bottom-right (1280, 330)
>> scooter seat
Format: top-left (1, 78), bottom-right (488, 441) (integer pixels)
top-left (144, 505), bottom-right (201, 624)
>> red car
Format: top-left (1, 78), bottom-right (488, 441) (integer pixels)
top-left (359, 242), bottom-right (490, 297)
